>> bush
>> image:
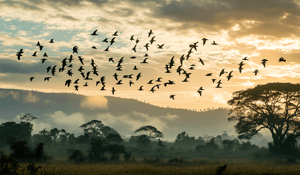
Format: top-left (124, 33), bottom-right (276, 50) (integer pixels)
top-left (0, 156), bottom-right (20, 175)
top-left (69, 149), bottom-right (87, 164)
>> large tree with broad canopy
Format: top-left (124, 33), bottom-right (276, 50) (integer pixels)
top-left (228, 82), bottom-right (300, 154)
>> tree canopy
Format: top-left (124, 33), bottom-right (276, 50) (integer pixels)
top-left (228, 82), bottom-right (300, 154)
top-left (134, 125), bottom-right (163, 138)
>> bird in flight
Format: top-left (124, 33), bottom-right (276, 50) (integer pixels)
top-left (202, 38), bottom-right (208, 46)
top-left (113, 31), bottom-right (118, 36)
top-left (74, 79), bottom-right (79, 84)
top-left (170, 95), bottom-right (175, 100)
top-left (132, 44), bottom-right (137, 52)
top-left (138, 86), bottom-right (143, 91)
top-left (205, 73), bottom-right (212, 76)
top-left (30, 77), bottom-right (34, 81)
top-left (44, 77), bottom-right (51, 81)
top-left (140, 58), bottom-right (148, 64)
top-left (219, 69), bottom-right (227, 77)
top-left (91, 46), bottom-right (97, 49)
top-left (150, 36), bottom-right (156, 44)
top-left (91, 30), bottom-right (98, 36)
top-left (227, 71), bottom-right (233, 81)
top-left (130, 35), bottom-right (134, 41)
top-left (112, 87), bottom-right (116, 95)
top-left (102, 38), bottom-right (108, 43)
top-left (32, 51), bottom-right (37, 57)
top-left (74, 85), bottom-right (79, 91)
top-left (242, 57), bottom-right (248, 61)
top-left (41, 58), bottom-right (47, 64)
top-left (78, 56), bottom-right (84, 65)
top-left (261, 59), bottom-right (268, 68)
top-left (157, 44), bottom-right (164, 49)
top-left (148, 30), bottom-right (154, 38)
top-left (110, 37), bottom-right (116, 45)
top-left (253, 69), bottom-right (259, 76)
top-left (65, 79), bottom-right (72, 87)
top-left (144, 43), bottom-right (149, 51)
top-left (279, 57), bottom-right (286, 62)
top-left (49, 38), bottom-right (54, 43)
top-left (211, 41), bottom-right (218, 45)
top-left (105, 46), bottom-right (109, 51)
top-left (73, 46), bottom-right (78, 54)
top-left (113, 73), bottom-right (118, 81)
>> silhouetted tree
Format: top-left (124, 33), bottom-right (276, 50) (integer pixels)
top-left (34, 143), bottom-right (44, 162)
top-left (80, 120), bottom-right (104, 138)
top-left (88, 137), bottom-right (108, 162)
top-left (0, 122), bottom-right (32, 146)
top-left (228, 83), bottom-right (300, 155)
top-left (134, 125), bottom-right (163, 138)
top-left (20, 113), bottom-right (37, 123)
top-left (222, 139), bottom-right (240, 152)
top-left (106, 133), bottom-right (124, 145)
top-left (9, 141), bottom-right (34, 162)
top-left (136, 134), bottom-right (151, 149)
top-left (49, 128), bottom-right (60, 147)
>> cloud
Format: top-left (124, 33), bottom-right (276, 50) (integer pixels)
top-left (80, 95), bottom-right (108, 110)
top-left (23, 91), bottom-right (40, 103)
top-left (0, 90), bottom-right (20, 100)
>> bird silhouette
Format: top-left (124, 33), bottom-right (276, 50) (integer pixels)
top-left (72, 46), bottom-right (78, 54)
top-left (129, 80), bottom-right (134, 87)
top-left (91, 30), bottom-right (98, 36)
top-left (74, 85), bottom-right (79, 91)
top-left (144, 53), bottom-right (148, 57)
top-left (165, 65), bottom-right (171, 73)
top-left (113, 73), bottom-right (118, 81)
top-left (116, 80), bottom-right (122, 85)
top-left (136, 73), bottom-right (142, 81)
top-left (109, 57), bottom-right (114, 63)
top-left (67, 69), bottom-right (73, 77)
top-left (242, 57), bottom-right (248, 61)
top-left (36, 41), bottom-right (40, 46)
top-left (68, 55), bottom-right (73, 63)
top-left (205, 73), bottom-right (212, 76)
top-left (179, 54), bottom-right (185, 66)
top-left (150, 36), bottom-right (156, 44)
top-left (140, 58), bottom-right (148, 64)
top-left (150, 86), bottom-right (156, 93)
top-left (202, 38), bottom-right (208, 46)
top-left (227, 71), bottom-right (233, 81)
top-left (78, 66), bottom-right (84, 72)
top-left (96, 81), bottom-right (101, 86)
top-left (110, 37), bottom-right (116, 45)
top-left (112, 87), bottom-right (116, 95)
top-left (74, 78), bottom-right (79, 84)
top-left (144, 43), bottom-right (149, 51)
top-left (212, 79), bottom-right (216, 83)
top-left (197, 90), bottom-right (202, 96)
top-left (104, 46), bottom-right (109, 51)
top-left (279, 57), bottom-right (286, 62)
top-left (43, 53), bottom-right (48, 57)
top-left (130, 35), bottom-right (134, 41)
top-left (133, 66), bottom-right (138, 70)
top-left (46, 66), bottom-right (52, 73)
top-left (170, 95), bottom-right (175, 100)
top-left (132, 44), bottom-right (137, 52)
top-left (51, 65), bottom-right (56, 76)
top-left (39, 45), bottom-right (44, 51)
top-left (182, 77), bottom-right (189, 82)
top-left (156, 77), bottom-right (162, 82)
top-left (83, 82), bottom-right (88, 86)
top-left (30, 77), bottom-right (34, 81)
top-left (101, 84), bottom-right (106, 91)
top-left (130, 56), bottom-right (136, 59)
top-left (16, 52), bottom-right (22, 61)
top-left (91, 46), bottom-right (97, 49)
top-left (44, 77), bottom-right (51, 81)
top-left (102, 38), bottom-right (108, 43)
top-left (113, 31), bottom-right (118, 36)
top-left (211, 41), bottom-right (218, 45)
top-left (32, 51), bottom-right (37, 57)
top-left (49, 38), bottom-right (54, 43)
top-left (65, 79), bottom-right (72, 87)
top-left (219, 69), bottom-right (227, 77)
top-left (136, 38), bottom-right (140, 44)
top-left (78, 56), bottom-right (84, 65)
top-left (138, 86), bottom-right (143, 91)
top-left (261, 59), bottom-right (268, 68)
top-left (148, 30), bottom-right (153, 38)
top-left (147, 80), bottom-right (154, 84)
top-left (157, 44), bottom-right (164, 49)
top-left (41, 58), bottom-right (47, 64)
top-left (254, 69), bottom-right (259, 76)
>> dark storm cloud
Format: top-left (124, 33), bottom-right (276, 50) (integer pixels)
top-left (0, 59), bottom-right (51, 74)
top-left (147, 0), bottom-right (300, 39)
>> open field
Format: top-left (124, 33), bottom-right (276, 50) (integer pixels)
top-left (9, 158), bottom-right (300, 175)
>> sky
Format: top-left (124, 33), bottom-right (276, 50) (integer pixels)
top-left (1, 0), bottom-right (300, 111)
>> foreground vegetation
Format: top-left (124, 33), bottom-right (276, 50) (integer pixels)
top-left (2, 156), bottom-right (300, 175)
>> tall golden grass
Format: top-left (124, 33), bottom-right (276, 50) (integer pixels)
top-left (10, 157), bottom-right (300, 175)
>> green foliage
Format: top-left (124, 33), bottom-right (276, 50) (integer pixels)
top-left (0, 156), bottom-right (20, 175)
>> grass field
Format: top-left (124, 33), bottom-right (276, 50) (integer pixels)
top-left (7, 157), bottom-right (300, 175)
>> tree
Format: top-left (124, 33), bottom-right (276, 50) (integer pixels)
top-left (20, 113), bottom-right (37, 123)
top-left (134, 125), bottom-right (163, 138)
top-left (49, 128), bottom-right (60, 147)
top-left (228, 82), bottom-right (300, 155)
top-left (222, 139), bottom-right (240, 152)
top-left (80, 120), bottom-right (104, 138)
top-left (106, 144), bottom-right (126, 161)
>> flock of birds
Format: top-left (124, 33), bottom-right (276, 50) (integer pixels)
top-left (15, 30), bottom-right (287, 100)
